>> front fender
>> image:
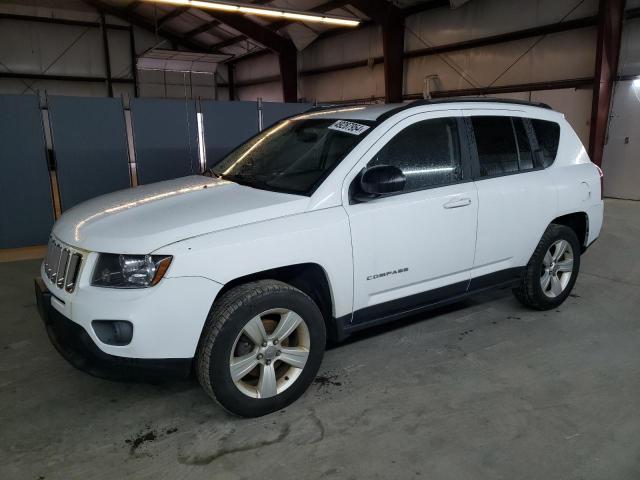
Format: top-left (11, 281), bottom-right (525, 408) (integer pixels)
top-left (154, 207), bottom-right (354, 318)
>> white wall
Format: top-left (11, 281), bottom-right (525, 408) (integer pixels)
top-left (234, 52), bottom-right (282, 101)
top-left (403, 0), bottom-right (597, 93)
top-left (601, 10), bottom-right (640, 200)
top-left (619, 3), bottom-right (640, 78)
top-left (602, 80), bottom-right (640, 200)
top-left (0, 0), bottom-right (229, 100)
top-left (300, 64), bottom-right (386, 104)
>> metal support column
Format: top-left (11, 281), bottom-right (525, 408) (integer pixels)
top-left (588, 0), bottom-right (625, 166)
top-left (351, 0), bottom-right (405, 103)
top-left (228, 63), bottom-right (236, 101)
top-left (383, 17), bottom-right (405, 103)
top-left (129, 27), bottom-right (139, 97)
top-left (279, 47), bottom-right (298, 103)
top-left (100, 12), bottom-right (114, 97)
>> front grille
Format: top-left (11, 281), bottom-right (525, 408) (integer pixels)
top-left (44, 238), bottom-right (83, 293)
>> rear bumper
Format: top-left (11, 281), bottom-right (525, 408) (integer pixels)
top-left (35, 277), bottom-right (192, 382)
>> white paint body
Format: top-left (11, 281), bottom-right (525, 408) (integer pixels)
top-left (41, 102), bottom-right (604, 359)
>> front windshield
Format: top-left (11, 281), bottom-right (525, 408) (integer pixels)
top-left (206, 117), bottom-right (375, 195)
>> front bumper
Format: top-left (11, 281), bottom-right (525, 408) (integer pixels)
top-left (38, 254), bottom-right (223, 359)
top-left (36, 277), bottom-right (192, 381)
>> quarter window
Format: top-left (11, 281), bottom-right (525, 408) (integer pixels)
top-left (471, 116), bottom-right (535, 177)
top-left (531, 119), bottom-right (560, 167)
top-left (368, 118), bottom-right (462, 192)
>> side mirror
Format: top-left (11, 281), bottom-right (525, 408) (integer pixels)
top-left (360, 165), bottom-right (406, 196)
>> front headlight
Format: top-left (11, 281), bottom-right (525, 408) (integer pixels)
top-left (91, 254), bottom-right (172, 288)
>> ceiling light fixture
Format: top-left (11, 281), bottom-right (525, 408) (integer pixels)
top-left (143, 0), bottom-right (361, 27)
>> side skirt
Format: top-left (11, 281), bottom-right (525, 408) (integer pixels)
top-left (334, 267), bottom-right (524, 339)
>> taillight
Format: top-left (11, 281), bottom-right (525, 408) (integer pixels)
top-left (595, 164), bottom-right (604, 200)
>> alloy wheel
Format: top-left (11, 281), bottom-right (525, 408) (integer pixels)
top-left (540, 239), bottom-right (574, 298)
top-left (229, 308), bottom-right (310, 399)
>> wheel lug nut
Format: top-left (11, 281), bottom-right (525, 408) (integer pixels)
top-left (266, 360), bottom-right (271, 365)
top-left (262, 341), bottom-right (267, 347)
top-left (276, 350), bottom-right (281, 356)
top-left (257, 353), bottom-right (264, 360)
top-left (273, 339), bottom-right (279, 345)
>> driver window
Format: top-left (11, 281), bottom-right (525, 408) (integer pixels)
top-left (368, 117), bottom-right (462, 192)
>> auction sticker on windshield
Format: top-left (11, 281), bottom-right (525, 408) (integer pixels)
top-left (328, 120), bottom-right (370, 136)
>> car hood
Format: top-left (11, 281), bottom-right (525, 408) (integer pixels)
top-left (53, 175), bottom-right (309, 253)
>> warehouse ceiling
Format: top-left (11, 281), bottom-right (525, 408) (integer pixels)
top-left (1, 0), bottom-right (452, 61)
top-left (74, 0), bottom-right (370, 60)
top-left (1, 0), bottom-right (457, 62)
top-left (132, 1), bottom-right (363, 55)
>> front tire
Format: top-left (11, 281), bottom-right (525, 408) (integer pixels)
top-left (196, 280), bottom-right (326, 417)
top-left (513, 224), bottom-right (581, 310)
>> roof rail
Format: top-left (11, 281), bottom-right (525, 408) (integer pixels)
top-left (408, 97), bottom-right (552, 109)
top-left (376, 97), bottom-right (552, 123)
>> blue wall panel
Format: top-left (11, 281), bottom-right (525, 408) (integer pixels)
top-left (0, 95), bottom-right (54, 248)
top-left (262, 102), bottom-right (312, 129)
top-left (48, 96), bottom-right (131, 211)
top-left (131, 98), bottom-right (199, 185)
top-left (201, 100), bottom-right (258, 169)
top-left (0, 97), bottom-right (312, 248)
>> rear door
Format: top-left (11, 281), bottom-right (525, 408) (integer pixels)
top-left (463, 110), bottom-right (556, 287)
top-left (344, 111), bottom-right (479, 324)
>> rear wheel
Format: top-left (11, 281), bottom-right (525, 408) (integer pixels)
top-left (513, 224), bottom-right (581, 310)
top-left (196, 280), bottom-right (326, 417)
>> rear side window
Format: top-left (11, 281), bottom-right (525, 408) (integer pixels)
top-left (531, 119), bottom-right (560, 167)
top-left (368, 117), bottom-right (462, 191)
top-left (471, 116), bottom-right (534, 177)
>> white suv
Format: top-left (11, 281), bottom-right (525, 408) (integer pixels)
top-left (35, 99), bottom-right (604, 417)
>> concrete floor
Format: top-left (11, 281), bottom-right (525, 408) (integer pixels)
top-left (1, 198), bottom-right (639, 480)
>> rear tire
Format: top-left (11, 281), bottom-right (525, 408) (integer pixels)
top-left (513, 224), bottom-right (581, 310)
top-left (196, 280), bottom-right (326, 417)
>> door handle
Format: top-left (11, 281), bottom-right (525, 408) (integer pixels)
top-left (443, 197), bottom-right (472, 209)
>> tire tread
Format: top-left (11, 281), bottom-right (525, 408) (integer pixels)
top-left (513, 224), bottom-right (580, 310)
top-left (196, 280), bottom-right (313, 411)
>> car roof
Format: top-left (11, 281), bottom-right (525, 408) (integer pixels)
top-left (296, 98), bottom-right (554, 123)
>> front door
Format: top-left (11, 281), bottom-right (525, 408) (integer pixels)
top-left (344, 111), bottom-right (478, 325)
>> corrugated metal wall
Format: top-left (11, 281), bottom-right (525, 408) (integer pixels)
top-left (0, 2), bottom-right (230, 100)
top-left (231, 0), bottom-right (604, 147)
